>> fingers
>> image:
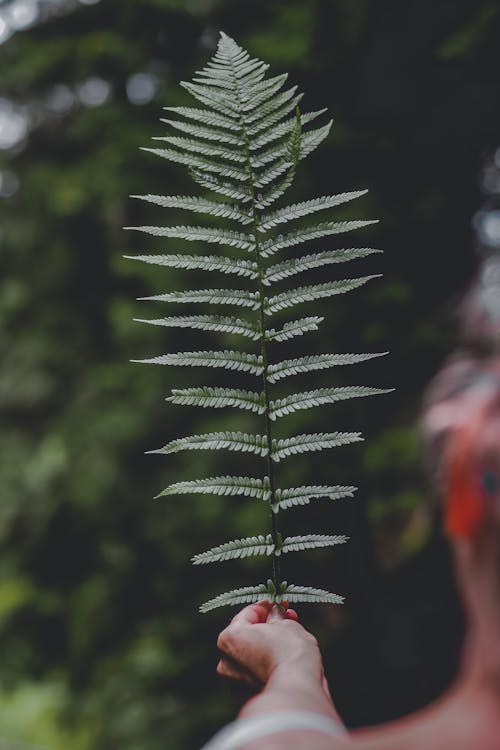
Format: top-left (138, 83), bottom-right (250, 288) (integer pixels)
top-left (285, 608), bottom-right (299, 621)
top-left (229, 600), bottom-right (273, 627)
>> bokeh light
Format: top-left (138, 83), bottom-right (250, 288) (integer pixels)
top-left (126, 72), bottom-right (158, 105)
top-left (76, 76), bottom-right (111, 107)
top-left (46, 83), bottom-right (76, 113)
top-left (5, 0), bottom-right (39, 30)
top-left (0, 98), bottom-right (29, 149)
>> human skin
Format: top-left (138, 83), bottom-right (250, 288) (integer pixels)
top-left (215, 356), bottom-right (500, 750)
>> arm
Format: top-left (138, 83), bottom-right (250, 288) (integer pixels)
top-left (214, 602), bottom-right (350, 749)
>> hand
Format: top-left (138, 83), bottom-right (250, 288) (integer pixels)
top-left (217, 601), bottom-right (330, 698)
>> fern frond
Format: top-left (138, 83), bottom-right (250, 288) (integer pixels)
top-left (273, 485), bottom-right (357, 512)
top-left (246, 93), bottom-right (304, 136)
top-left (298, 120), bottom-right (333, 159)
top-left (132, 350), bottom-right (264, 376)
top-left (163, 106), bottom-right (242, 131)
top-left (180, 80), bottom-right (240, 116)
top-left (253, 112), bottom-right (301, 209)
top-left (281, 583), bottom-right (344, 605)
top-left (130, 31), bottom-right (389, 612)
top-left (269, 386), bottom-right (392, 420)
top-left (157, 475), bottom-right (269, 500)
top-left (139, 289), bottom-right (259, 309)
top-left (263, 249), bottom-right (381, 285)
top-left (267, 352), bottom-right (388, 383)
top-left (250, 109), bottom-right (326, 151)
top-left (245, 85), bottom-right (299, 122)
top-left (142, 146), bottom-right (250, 182)
top-left (193, 535), bottom-right (274, 565)
top-left (271, 432), bottom-right (363, 462)
top-left (126, 225), bottom-right (254, 251)
top-left (190, 170), bottom-right (252, 202)
top-left (149, 432), bottom-right (268, 457)
top-left (160, 117), bottom-right (245, 146)
top-left (266, 316), bottom-right (324, 342)
top-left (259, 192), bottom-right (368, 230)
top-left (254, 159), bottom-right (292, 189)
top-left (260, 220), bottom-right (378, 258)
top-left (240, 74), bottom-right (289, 111)
top-left (167, 387), bottom-right (266, 414)
top-left (265, 277), bottom-right (380, 314)
top-left (130, 195), bottom-right (252, 225)
top-left (200, 583), bottom-right (269, 613)
top-left (151, 136), bottom-right (245, 163)
top-left (281, 535), bottom-right (348, 554)
top-left (125, 254), bottom-right (258, 279)
top-left (133, 315), bottom-right (261, 340)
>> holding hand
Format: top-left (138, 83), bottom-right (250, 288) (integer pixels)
top-left (216, 601), bottom-right (331, 702)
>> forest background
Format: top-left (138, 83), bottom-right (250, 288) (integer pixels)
top-left (1, 0), bottom-right (500, 747)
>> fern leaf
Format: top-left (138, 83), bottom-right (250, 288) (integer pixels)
top-left (163, 106), bottom-right (242, 131)
top-left (180, 80), bottom-right (241, 116)
top-left (158, 475), bottom-right (269, 500)
top-left (240, 74), bottom-right (288, 111)
top-left (250, 109), bottom-right (326, 151)
top-left (152, 136), bottom-right (245, 163)
top-left (167, 387), bottom-right (266, 414)
top-left (267, 352), bottom-right (388, 383)
top-left (246, 93), bottom-right (304, 136)
top-left (160, 117), bottom-right (244, 146)
top-left (132, 350), bottom-right (264, 375)
top-left (190, 170), bottom-right (252, 202)
top-left (142, 146), bottom-right (250, 182)
top-left (130, 195), bottom-right (252, 225)
top-left (245, 86), bottom-right (299, 125)
top-left (281, 584), bottom-right (344, 605)
top-left (269, 386), bottom-right (392, 420)
top-left (200, 583), bottom-right (270, 613)
top-left (259, 192), bottom-right (368, 231)
top-left (126, 225), bottom-right (254, 251)
top-left (273, 485), bottom-right (357, 512)
top-left (252, 120), bottom-right (332, 171)
top-left (281, 535), bottom-right (348, 554)
top-left (149, 432), bottom-right (268, 457)
top-left (254, 113), bottom-right (302, 208)
top-left (260, 220), bottom-right (378, 258)
top-left (193, 535), bottom-right (275, 565)
top-left (125, 254), bottom-right (258, 279)
top-left (266, 316), bottom-right (324, 342)
top-left (298, 120), bottom-right (333, 159)
top-left (139, 289), bottom-right (259, 309)
top-left (271, 432), bottom-right (363, 462)
top-left (265, 277), bottom-right (380, 314)
top-left (254, 159), bottom-right (292, 189)
top-left (263, 249), bottom-right (381, 285)
top-left (133, 315), bottom-right (261, 340)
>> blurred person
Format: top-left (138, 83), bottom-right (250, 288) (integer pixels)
top-left (201, 251), bottom-right (500, 748)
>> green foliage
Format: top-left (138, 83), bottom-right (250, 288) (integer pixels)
top-left (128, 32), bottom-right (387, 611)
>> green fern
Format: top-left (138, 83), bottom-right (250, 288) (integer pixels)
top-left (127, 32), bottom-right (390, 612)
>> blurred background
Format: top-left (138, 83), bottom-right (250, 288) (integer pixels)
top-left (1, 0), bottom-right (500, 747)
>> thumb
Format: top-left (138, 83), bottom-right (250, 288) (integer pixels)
top-left (267, 604), bottom-right (286, 622)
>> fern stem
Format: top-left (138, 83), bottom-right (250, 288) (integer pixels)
top-left (230, 56), bottom-right (281, 593)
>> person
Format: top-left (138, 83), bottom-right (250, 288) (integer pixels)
top-left (202, 256), bottom-right (500, 749)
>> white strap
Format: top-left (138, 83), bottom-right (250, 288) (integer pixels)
top-left (201, 710), bottom-right (348, 749)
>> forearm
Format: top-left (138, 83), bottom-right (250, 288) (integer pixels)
top-left (240, 665), bottom-right (341, 722)
top-left (235, 665), bottom-right (349, 750)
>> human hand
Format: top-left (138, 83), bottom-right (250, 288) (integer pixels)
top-left (217, 601), bottom-right (330, 700)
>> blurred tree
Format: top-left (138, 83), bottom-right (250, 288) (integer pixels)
top-left (0, 0), bottom-right (499, 747)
